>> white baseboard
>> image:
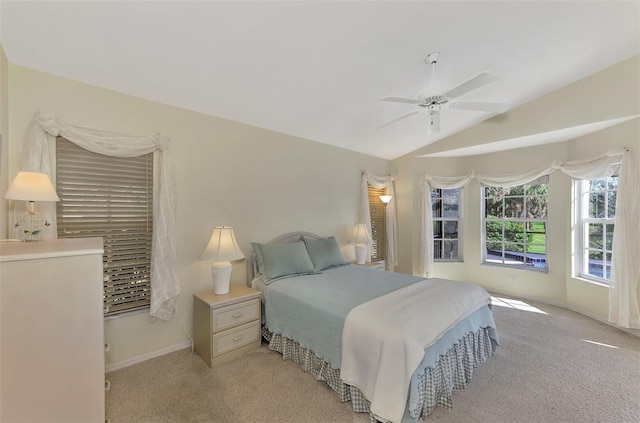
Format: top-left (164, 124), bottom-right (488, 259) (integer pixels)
top-left (105, 340), bottom-right (193, 373)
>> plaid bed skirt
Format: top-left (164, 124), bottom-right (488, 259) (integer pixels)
top-left (263, 325), bottom-right (495, 422)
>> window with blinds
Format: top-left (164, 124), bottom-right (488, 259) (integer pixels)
top-left (56, 137), bottom-right (154, 316)
top-left (367, 184), bottom-right (386, 261)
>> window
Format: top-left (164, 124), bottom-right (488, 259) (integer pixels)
top-left (482, 176), bottom-right (548, 269)
top-left (431, 188), bottom-right (461, 260)
top-left (575, 176), bottom-right (617, 283)
top-left (56, 137), bottom-right (154, 316)
top-left (367, 184), bottom-right (386, 261)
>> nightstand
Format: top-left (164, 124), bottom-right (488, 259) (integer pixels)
top-left (354, 260), bottom-right (385, 270)
top-left (193, 285), bottom-right (261, 367)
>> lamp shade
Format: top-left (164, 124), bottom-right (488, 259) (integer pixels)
top-left (4, 171), bottom-right (60, 202)
top-left (379, 195), bottom-right (392, 205)
top-left (350, 223), bottom-right (372, 244)
top-left (200, 226), bottom-right (245, 262)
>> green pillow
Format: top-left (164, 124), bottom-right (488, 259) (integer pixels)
top-left (251, 240), bottom-right (318, 284)
top-left (301, 236), bottom-right (348, 271)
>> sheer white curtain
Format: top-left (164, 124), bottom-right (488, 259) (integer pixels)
top-left (418, 147), bottom-right (640, 329)
top-left (19, 109), bottom-right (179, 321)
top-left (360, 171), bottom-right (397, 271)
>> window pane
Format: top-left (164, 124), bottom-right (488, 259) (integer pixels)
top-left (442, 189), bottom-right (459, 217)
top-left (588, 223), bottom-right (603, 249)
top-left (526, 196), bottom-right (547, 219)
top-left (590, 179), bottom-right (606, 191)
top-left (486, 221), bottom-right (503, 241)
top-left (589, 192), bottom-right (605, 218)
top-left (443, 221), bottom-right (458, 238)
top-left (506, 185), bottom-right (524, 196)
top-left (504, 243), bottom-right (524, 265)
top-left (605, 252), bottom-right (612, 279)
top-left (606, 224), bottom-right (614, 251)
top-left (607, 176), bottom-right (618, 190)
top-left (485, 187), bottom-right (503, 197)
top-left (485, 197), bottom-right (503, 218)
top-left (433, 221), bottom-right (443, 238)
top-left (443, 240), bottom-right (458, 259)
top-left (608, 191), bottom-right (616, 218)
top-left (504, 222), bottom-right (524, 243)
top-left (433, 240), bottom-right (443, 259)
top-left (505, 197), bottom-right (524, 218)
top-left (432, 198), bottom-right (442, 218)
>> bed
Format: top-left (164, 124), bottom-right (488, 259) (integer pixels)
top-left (249, 232), bottom-right (499, 423)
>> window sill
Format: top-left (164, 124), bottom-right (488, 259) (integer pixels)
top-left (573, 275), bottom-right (610, 288)
top-left (482, 261), bottom-right (549, 274)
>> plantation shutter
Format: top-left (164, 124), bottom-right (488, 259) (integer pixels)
top-left (367, 184), bottom-right (386, 261)
top-left (56, 137), bottom-right (154, 316)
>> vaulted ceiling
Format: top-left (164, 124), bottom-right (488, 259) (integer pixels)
top-left (1, 1), bottom-right (638, 159)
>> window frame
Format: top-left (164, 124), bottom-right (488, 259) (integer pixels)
top-left (55, 137), bottom-right (154, 317)
top-left (431, 187), bottom-right (463, 262)
top-left (574, 175), bottom-right (617, 285)
top-left (481, 176), bottom-right (549, 271)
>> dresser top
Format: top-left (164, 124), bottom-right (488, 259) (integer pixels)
top-left (0, 237), bottom-right (103, 262)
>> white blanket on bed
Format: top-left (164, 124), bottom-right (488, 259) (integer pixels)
top-left (340, 278), bottom-right (491, 423)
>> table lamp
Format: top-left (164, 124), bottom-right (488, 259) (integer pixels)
top-left (200, 226), bottom-right (245, 295)
top-left (3, 171), bottom-right (60, 241)
top-left (350, 223), bottom-right (372, 265)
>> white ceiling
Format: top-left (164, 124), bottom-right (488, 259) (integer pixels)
top-left (1, 1), bottom-right (638, 160)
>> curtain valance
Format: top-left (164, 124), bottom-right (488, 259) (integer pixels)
top-left (19, 109), bottom-right (179, 321)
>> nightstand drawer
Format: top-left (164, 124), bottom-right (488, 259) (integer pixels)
top-left (212, 321), bottom-right (260, 357)
top-left (211, 298), bottom-right (260, 332)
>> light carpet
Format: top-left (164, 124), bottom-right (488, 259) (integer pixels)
top-left (105, 296), bottom-right (640, 422)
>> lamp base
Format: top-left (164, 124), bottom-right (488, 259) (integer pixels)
top-left (354, 243), bottom-right (367, 265)
top-left (211, 261), bottom-right (232, 295)
top-left (18, 210), bottom-right (44, 242)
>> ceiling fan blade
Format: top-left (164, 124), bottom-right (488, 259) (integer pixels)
top-left (374, 110), bottom-right (420, 130)
top-left (379, 96), bottom-right (420, 105)
top-left (426, 112), bottom-right (440, 135)
top-left (449, 101), bottom-right (510, 113)
top-left (444, 72), bottom-right (500, 99)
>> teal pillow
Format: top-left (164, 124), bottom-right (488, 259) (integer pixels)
top-left (251, 240), bottom-right (318, 284)
top-left (301, 236), bottom-right (348, 271)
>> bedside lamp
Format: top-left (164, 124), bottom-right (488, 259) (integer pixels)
top-left (3, 171), bottom-right (60, 241)
top-left (350, 223), bottom-right (372, 265)
top-left (200, 226), bottom-right (245, 295)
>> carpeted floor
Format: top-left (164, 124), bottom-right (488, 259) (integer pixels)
top-left (105, 296), bottom-right (640, 423)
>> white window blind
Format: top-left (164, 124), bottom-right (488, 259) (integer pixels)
top-left (368, 184), bottom-right (386, 261)
top-left (56, 138), bottom-right (154, 316)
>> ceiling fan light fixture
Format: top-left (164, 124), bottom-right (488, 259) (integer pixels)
top-left (375, 53), bottom-right (508, 135)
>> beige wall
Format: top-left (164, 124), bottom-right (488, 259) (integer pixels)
top-left (5, 65), bottom-right (389, 365)
top-left (3, 54), bottom-right (638, 366)
top-left (393, 55), bottom-right (640, 332)
top-left (0, 44), bottom-right (9, 239)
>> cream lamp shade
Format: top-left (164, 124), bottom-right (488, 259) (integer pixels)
top-left (350, 223), bottom-right (372, 265)
top-left (3, 171), bottom-right (60, 242)
top-left (200, 226), bottom-right (245, 295)
top-left (379, 195), bottom-right (392, 205)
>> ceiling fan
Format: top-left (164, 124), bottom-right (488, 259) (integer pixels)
top-left (375, 52), bottom-right (509, 134)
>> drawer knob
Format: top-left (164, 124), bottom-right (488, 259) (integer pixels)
top-left (233, 335), bottom-right (244, 342)
top-left (232, 312), bottom-right (243, 318)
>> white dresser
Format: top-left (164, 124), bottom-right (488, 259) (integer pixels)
top-left (0, 237), bottom-right (105, 423)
